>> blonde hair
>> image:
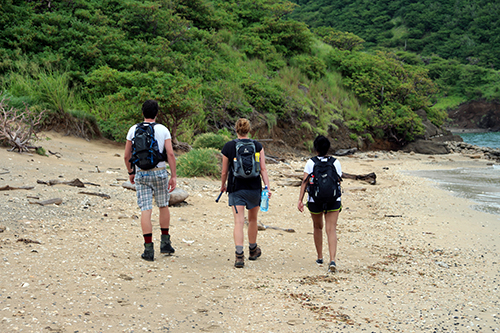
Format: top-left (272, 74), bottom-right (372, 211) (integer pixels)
top-left (235, 118), bottom-right (251, 136)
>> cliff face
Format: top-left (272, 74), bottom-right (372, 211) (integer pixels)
top-left (447, 100), bottom-right (500, 132)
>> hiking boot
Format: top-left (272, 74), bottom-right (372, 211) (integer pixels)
top-left (160, 234), bottom-right (175, 254)
top-left (235, 252), bottom-right (245, 268)
top-left (316, 258), bottom-right (324, 265)
top-left (141, 243), bottom-right (154, 261)
top-left (329, 261), bottom-right (336, 273)
top-left (248, 246), bottom-right (261, 261)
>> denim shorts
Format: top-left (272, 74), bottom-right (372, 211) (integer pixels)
top-left (307, 200), bottom-right (341, 214)
top-left (228, 189), bottom-right (261, 210)
top-left (135, 169), bottom-right (169, 211)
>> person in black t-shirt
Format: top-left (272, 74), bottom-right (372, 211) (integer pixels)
top-left (220, 118), bottom-right (271, 268)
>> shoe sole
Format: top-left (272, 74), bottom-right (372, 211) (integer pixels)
top-left (234, 263), bottom-right (244, 268)
top-left (161, 250), bottom-right (175, 254)
top-left (141, 256), bottom-right (154, 261)
top-left (329, 265), bottom-right (336, 273)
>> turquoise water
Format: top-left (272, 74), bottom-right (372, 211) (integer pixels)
top-left (411, 132), bottom-right (500, 216)
top-left (458, 132), bottom-right (500, 149)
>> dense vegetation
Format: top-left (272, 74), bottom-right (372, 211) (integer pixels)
top-left (289, 0), bottom-right (500, 111)
top-left (0, 0), bottom-right (457, 149)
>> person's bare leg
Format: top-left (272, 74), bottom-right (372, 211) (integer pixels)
top-left (325, 211), bottom-right (339, 263)
top-left (247, 206), bottom-right (260, 244)
top-left (232, 205), bottom-right (246, 246)
top-left (141, 209), bottom-right (153, 234)
top-left (158, 206), bottom-right (170, 229)
top-left (311, 213), bottom-right (324, 261)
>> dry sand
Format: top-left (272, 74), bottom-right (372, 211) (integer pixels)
top-left (0, 132), bottom-right (499, 332)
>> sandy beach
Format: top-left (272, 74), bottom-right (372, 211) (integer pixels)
top-left (1, 132), bottom-right (499, 332)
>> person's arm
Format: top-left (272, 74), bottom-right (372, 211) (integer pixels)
top-left (220, 155), bottom-right (229, 193)
top-left (259, 148), bottom-right (272, 198)
top-left (297, 172), bottom-right (308, 212)
top-left (164, 138), bottom-right (176, 192)
top-left (124, 140), bottom-right (135, 184)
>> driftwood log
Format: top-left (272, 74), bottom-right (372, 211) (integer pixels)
top-left (0, 185), bottom-right (34, 191)
top-left (78, 192), bottom-right (111, 199)
top-left (342, 172), bottom-right (377, 185)
top-left (37, 179), bottom-right (85, 187)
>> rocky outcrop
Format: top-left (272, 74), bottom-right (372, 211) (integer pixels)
top-left (402, 109), bottom-right (463, 154)
top-left (447, 100), bottom-right (500, 132)
top-left (445, 141), bottom-right (500, 162)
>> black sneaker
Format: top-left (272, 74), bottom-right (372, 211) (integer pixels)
top-left (329, 261), bottom-right (336, 273)
top-left (249, 246), bottom-right (261, 260)
top-left (160, 235), bottom-right (175, 254)
top-left (235, 252), bottom-right (244, 268)
top-left (141, 243), bottom-right (154, 261)
top-left (316, 258), bottom-right (324, 265)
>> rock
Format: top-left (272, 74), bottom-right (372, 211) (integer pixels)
top-left (169, 188), bottom-right (189, 205)
top-left (403, 140), bottom-right (450, 155)
top-left (121, 181), bottom-right (189, 206)
top-left (334, 148), bottom-right (357, 156)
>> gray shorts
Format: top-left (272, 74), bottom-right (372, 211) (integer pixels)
top-left (228, 189), bottom-right (261, 210)
top-left (135, 169), bottom-right (170, 211)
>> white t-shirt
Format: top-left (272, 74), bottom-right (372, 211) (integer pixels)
top-left (304, 156), bottom-right (342, 202)
top-left (126, 122), bottom-right (171, 169)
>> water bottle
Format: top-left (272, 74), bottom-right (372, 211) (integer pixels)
top-left (260, 186), bottom-right (269, 212)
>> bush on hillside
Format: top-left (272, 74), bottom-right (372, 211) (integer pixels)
top-left (192, 133), bottom-right (230, 150)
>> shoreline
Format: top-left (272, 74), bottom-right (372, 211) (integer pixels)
top-left (446, 127), bottom-right (498, 134)
top-left (0, 132), bottom-right (499, 332)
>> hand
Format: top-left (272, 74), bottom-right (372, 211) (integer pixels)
top-left (129, 174), bottom-right (135, 184)
top-left (220, 184), bottom-right (227, 193)
top-left (267, 189), bottom-right (272, 199)
top-left (297, 200), bottom-right (304, 213)
top-left (168, 177), bottom-right (176, 193)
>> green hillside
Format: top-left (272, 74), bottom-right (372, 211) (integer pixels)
top-left (289, 0), bottom-right (500, 68)
top-left (289, 0), bottom-right (500, 114)
top-left (0, 0), bottom-right (451, 148)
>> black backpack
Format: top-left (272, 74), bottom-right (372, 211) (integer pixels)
top-left (129, 122), bottom-right (166, 170)
top-left (307, 156), bottom-right (342, 206)
top-left (233, 139), bottom-right (260, 178)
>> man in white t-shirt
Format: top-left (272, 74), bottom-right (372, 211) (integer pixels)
top-left (124, 100), bottom-right (177, 261)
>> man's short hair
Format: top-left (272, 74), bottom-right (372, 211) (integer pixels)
top-left (142, 100), bottom-right (159, 119)
top-left (313, 135), bottom-right (331, 156)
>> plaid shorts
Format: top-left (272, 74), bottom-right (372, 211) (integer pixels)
top-left (135, 169), bottom-right (170, 211)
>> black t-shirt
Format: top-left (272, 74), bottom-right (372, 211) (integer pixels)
top-left (221, 139), bottom-right (263, 193)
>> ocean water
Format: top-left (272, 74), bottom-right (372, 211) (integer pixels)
top-left (458, 131), bottom-right (500, 149)
top-left (411, 166), bottom-right (500, 216)
top-left (410, 132), bottom-right (500, 216)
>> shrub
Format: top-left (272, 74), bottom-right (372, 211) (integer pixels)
top-left (192, 133), bottom-right (230, 150)
top-left (177, 148), bottom-right (221, 178)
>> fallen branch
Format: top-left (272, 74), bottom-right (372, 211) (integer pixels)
top-left (37, 178), bottom-right (85, 187)
top-left (17, 238), bottom-right (41, 244)
top-left (0, 185), bottom-right (34, 191)
top-left (48, 150), bottom-right (62, 158)
top-left (258, 221), bottom-right (295, 233)
top-left (78, 191), bottom-right (110, 199)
